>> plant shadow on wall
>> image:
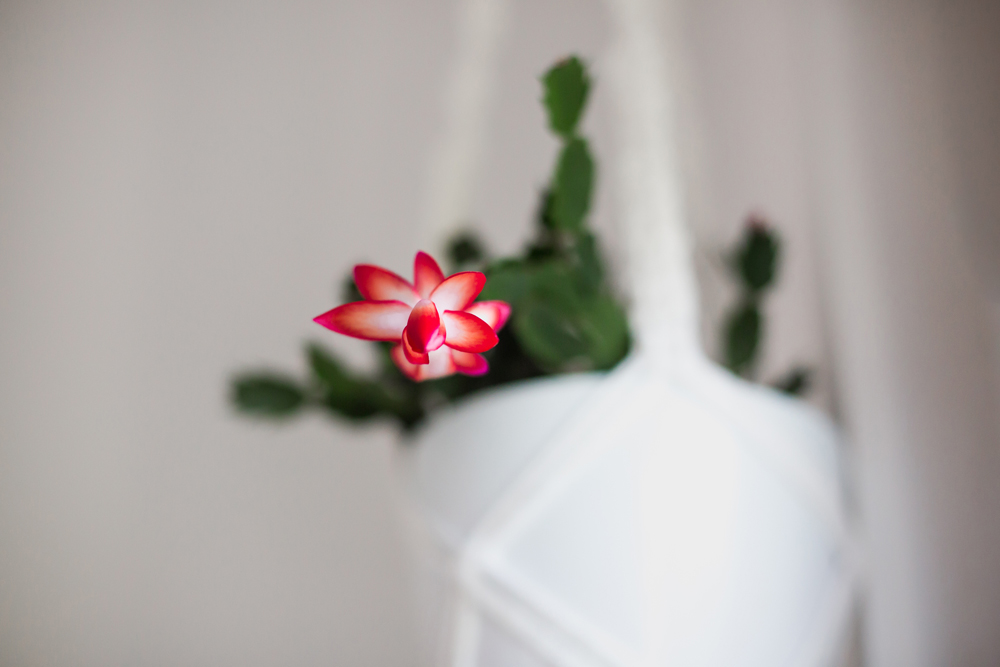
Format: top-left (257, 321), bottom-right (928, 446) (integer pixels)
top-left (230, 56), bottom-right (810, 431)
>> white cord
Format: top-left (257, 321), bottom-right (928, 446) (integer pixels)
top-left (421, 0), bottom-right (510, 255)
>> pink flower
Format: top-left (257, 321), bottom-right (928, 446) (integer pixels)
top-left (313, 251), bottom-right (511, 382)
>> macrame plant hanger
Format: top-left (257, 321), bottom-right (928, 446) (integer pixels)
top-left (411, 0), bottom-right (861, 665)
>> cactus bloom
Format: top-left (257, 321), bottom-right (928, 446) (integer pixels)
top-left (314, 251), bottom-right (510, 381)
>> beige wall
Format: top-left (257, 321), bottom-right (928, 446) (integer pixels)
top-left (805, 2), bottom-right (1000, 664)
top-left (0, 2), bottom-right (450, 664)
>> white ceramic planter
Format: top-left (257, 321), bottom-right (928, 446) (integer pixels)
top-left (399, 355), bottom-right (856, 667)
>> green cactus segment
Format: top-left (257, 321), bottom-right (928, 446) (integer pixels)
top-left (542, 56), bottom-right (590, 139)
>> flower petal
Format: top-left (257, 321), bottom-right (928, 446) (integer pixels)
top-left (465, 300), bottom-right (511, 331)
top-left (401, 328), bottom-right (429, 365)
top-left (430, 271), bottom-right (486, 312)
top-left (451, 350), bottom-right (489, 376)
top-left (314, 301), bottom-right (410, 341)
top-left (422, 348), bottom-right (457, 380)
top-left (404, 299), bottom-right (442, 353)
top-left (441, 310), bottom-right (498, 353)
top-left (390, 345), bottom-right (455, 382)
top-left (354, 265), bottom-right (419, 306)
top-left (413, 251), bottom-right (445, 299)
top-left (390, 344), bottom-right (422, 381)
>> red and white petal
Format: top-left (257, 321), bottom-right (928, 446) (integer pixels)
top-left (404, 299), bottom-right (441, 353)
top-left (422, 347), bottom-right (457, 380)
top-left (429, 271), bottom-right (486, 312)
top-left (390, 345), bottom-right (456, 382)
top-left (451, 350), bottom-right (489, 376)
top-left (464, 300), bottom-right (511, 332)
top-left (413, 251), bottom-right (445, 299)
top-left (313, 300), bottom-right (410, 341)
top-left (353, 265), bottom-right (420, 306)
top-left (401, 328), bottom-right (429, 365)
top-left (390, 344), bottom-right (423, 381)
top-left (441, 310), bottom-right (499, 353)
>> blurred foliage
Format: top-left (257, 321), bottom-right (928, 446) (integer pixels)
top-left (720, 217), bottom-right (812, 397)
top-left (542, 56), bottom-right (590, 139)
top-left (446, 231), bottom-right (486, 271)
top-left (231, 375), bottom-right (305, 418)
top-left (232, 55), bottom-right (630, 430)
top-left (724, 299), bottom-right (761, 376)
top-left (737, 222), bottom-right (780, 292)
top-left (772, 366), bottom-right (811, 396)
top-left (551, 138), bottom-right (594, 232)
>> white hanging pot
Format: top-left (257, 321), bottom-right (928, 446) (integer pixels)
top-left (400, 357), bottom-right (855, 667)
top-left (397, 0), bottom-right (858, 665)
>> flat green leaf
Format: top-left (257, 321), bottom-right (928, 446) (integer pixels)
top-left (542, 56), bottom-right (590, 139)
top-left (737, 225), bottom-right (780, 292)
top-left (446, 230), bottom-right (486, 270)
top-left (571, 231), bottom-right (603, 295)
top-left (231, 374), bottom-right (305, 417)
top-left (551, 138), bottom-right (594, 231)
top-left (308, 343), bottom-right (404, 421)
top-left (307, 342), bottom-right (351, 387)
top-left (537, 189), bottom-right (558, 231)
top-left (577, 295), bottom-right (629, 369)
top-left (341, 273), bottom-right (363, 304)
top-left (322, 391), bottom-right (382, 420)
top-left (528, 261), bottom-right (583, 312)
top-left (771, 366), bottom-right (811, 396)
top-left (308, 343), bottom-right (380, 416)
top-left (513, 299), bottom-right (587, 370)
top-left (480, 260), bottom-right (533, 303)
top-left (724, 301), bottom-right (761, 376)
